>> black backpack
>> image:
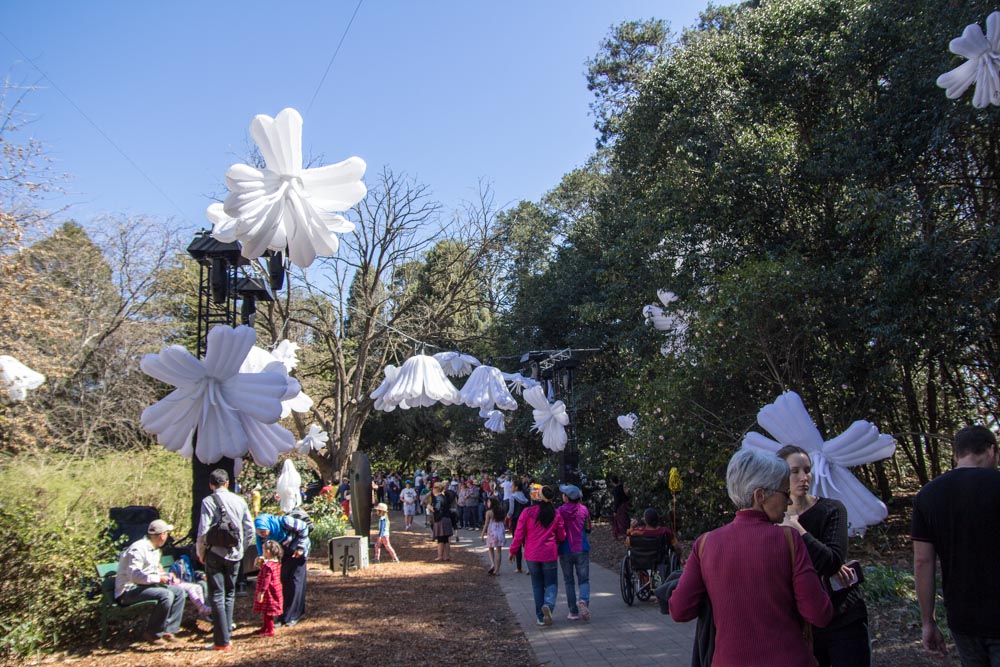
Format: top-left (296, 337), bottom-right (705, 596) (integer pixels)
top-left (204, 494), bottom-right (241, 548)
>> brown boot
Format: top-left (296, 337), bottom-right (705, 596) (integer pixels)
top-left (141, 632), bottom-right (167, 646)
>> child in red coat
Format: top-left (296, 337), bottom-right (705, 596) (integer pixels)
top-left (254, 540), bottom-right (284, 636)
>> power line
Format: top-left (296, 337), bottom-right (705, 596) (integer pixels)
top-left (305, 0), bottom-right (364, 116)
top-left (0, 30), bottom-right (191, 222)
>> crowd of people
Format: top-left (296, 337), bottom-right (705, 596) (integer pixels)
top-left (111, 424), bottom-right (1000, 666)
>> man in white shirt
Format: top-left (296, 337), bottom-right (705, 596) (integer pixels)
top-left (399, 480), bottom-right (418, 529)
top-left (500, 474), bottom-right (513, 503)
top-left (114, 520), bottom-right (187, 645)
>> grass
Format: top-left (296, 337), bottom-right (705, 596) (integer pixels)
top-left (0, 447), bottom-right (193, 535)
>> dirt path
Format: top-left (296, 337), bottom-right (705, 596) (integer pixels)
top-left (38, 522), bottom-right (535, 667)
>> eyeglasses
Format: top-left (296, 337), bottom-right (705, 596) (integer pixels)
top-left (764, 488), bottom-right (792, 503)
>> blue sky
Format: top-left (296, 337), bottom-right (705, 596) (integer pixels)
top-left (1, 1), bottom-right (710, 235)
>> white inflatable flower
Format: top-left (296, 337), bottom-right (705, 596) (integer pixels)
top-left (140, 325), bottom-right (295, 466)
top-left (0, 355), bottom-right (45, 402)
top-left (215, 107), bottom-right (367, 268)
top-left (938, 12), bottom-right (1000, 108)
top-left (459, 365), bottom-right (518, 412)
top-left (239, 345), bottom-right (312, 418)
top-left (276, 459), bottom-right (302, 513)
top-left (501, 371), bottom-right (541, 394)
top-left (380, 354), bottom-right (460, 409)
top-left (483, 409), bottom-right (506, 434)
top-left (617, 413), bottom-right (638, 434)
top-left (370, 364), bottom-right (409, 412)
top-left (433, 351), bottom-right (481, 377)
top-left (657, 290), bottom-right (679, 306)
top-left (741, 391), bottom-right (896, 536)
top-left (206, 203), bottom-right (238, 243)
top-left (297, 423), bottom-right (329, 455)
top-left (523, 385), bottom-right (569, 452)
top-left (271, 340), bottom-right (301, 370)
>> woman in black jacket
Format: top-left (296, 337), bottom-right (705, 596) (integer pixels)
top-left (777, 445), bottom-right (871, 667)
top-left (430, 481), bottom-right (454, 561)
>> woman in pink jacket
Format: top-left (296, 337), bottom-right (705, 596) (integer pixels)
top-left (510, 485), bottom-right (566, 626)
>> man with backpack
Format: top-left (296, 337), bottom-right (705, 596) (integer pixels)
top-left (197, 469), bottom-right (254, 651)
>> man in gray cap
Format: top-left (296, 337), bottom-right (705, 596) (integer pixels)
top-left (114, 519), bottom-right (187, 645)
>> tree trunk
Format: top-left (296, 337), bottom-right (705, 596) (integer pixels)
top-left (188, 430), bottom-right (236, 542)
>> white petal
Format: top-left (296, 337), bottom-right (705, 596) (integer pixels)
top-left (203, 326), bottom-right (257, 379)
top-left (250, 108), bottom-right (303, 176)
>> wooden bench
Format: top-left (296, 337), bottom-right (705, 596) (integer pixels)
top-left (96, 555), bottom-right (174, 643)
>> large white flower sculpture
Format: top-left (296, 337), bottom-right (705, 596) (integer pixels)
top-left (433, 351), bottom-right (481, 377)
top-left (240, 343), bottom-right (313, 418)
top-left (459, 365), bottom-right (518, 413)
top-left (297, 423), bottom-right (329, 455)
top-left (140, 325), bottom-right (295, 466)
top-left (276, 459), bottom-right (302, 513)
top-left (741, 391), bottom-right (896, 536)
top-left (523, 385), bottom-right (569, 452)
top-left (213, 107), bottom-right (367, 268)
top-left (617, 413), bottom-right (638, 434)
top-left (0, 355), bottom-right (46, 402)
top-left (379, 354), bottom-right (461, 409)
top-left (938, 12), bottom-right (1000, 108)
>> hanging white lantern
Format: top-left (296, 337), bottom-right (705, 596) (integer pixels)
top-left (459, 365), bottom-right (518, 413)
top-left (523, 385), bottom-right (569, 452)
top-left (433, 351), bottom-right (481, 377)
top-left (380, 354), bottom-right (460, 409)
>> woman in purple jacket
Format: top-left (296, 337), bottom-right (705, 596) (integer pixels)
top-left (669, 448), bottom-right (833, 666)
top-left (510, 485), bottom-right (566, 626)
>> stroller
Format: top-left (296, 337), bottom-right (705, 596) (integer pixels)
top-left (620, 532), bottom-right (680, 606)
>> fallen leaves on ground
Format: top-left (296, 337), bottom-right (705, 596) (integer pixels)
top-left (29, 521), bottom-right (534, 667)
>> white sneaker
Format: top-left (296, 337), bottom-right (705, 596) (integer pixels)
top-left (541, 605), bottom-right (553, 626)
top-left (579, 600), bottom-right (590, 622)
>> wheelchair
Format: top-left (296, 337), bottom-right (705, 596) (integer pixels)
top-left (619, 533), bottom-right (680, 606)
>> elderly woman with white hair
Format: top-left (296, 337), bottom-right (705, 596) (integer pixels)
top-left (670, 448), bottom-right (833, 666)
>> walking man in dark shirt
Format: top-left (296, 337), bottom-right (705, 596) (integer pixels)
top-left (912, 425), bottom-right (1000, 664)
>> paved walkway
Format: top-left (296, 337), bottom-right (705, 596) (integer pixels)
top-left (467, 538), bottom-right (696, 667)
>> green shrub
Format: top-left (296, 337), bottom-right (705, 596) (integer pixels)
top-left (861, 563), bottom-right (915, 603)
top-left (0, 500), bottom-right (116, 661)
top-left (306, 493), bottom-right (349, 553)
top-left (0, 447), bottom-right (190, 659)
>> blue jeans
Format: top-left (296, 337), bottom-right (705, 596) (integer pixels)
top-left (526, 560), bottom-right (558, 621)
top-left (559, 551), bottom-right (590, 614)
top-left (952, 632), bottom-right (1000, 667)
top-left (205, 551), bottom-right (238, 648)
top-left (118, 583), bottom-right (186, 637)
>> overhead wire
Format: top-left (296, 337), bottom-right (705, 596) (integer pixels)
top-left (305, 0), bottom-right (365, 117)
top-left (0, 30), bottom-right (191, 222)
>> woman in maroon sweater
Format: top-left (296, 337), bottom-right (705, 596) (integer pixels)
top-left (670, 448), bottom-right (833, 667)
